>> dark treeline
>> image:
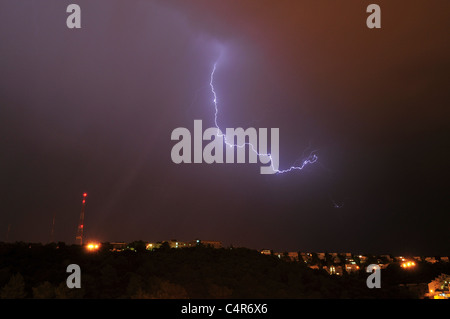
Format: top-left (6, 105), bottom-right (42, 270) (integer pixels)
top-left (0, 242), bottom-right (448, 299)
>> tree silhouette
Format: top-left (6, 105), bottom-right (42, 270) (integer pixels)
top-left (158, 241), bottom-right (171, 251)
top-left (55, 281), bottom-right (85, 299)
top-left (208, 284), bottom-right (233, 298)
top-left (150, 280), bottom-right (189, 299)
top-left (0, 273), bottom-right (26, 299)
top-left (32, 281), bottom-right (55, 299)
top-left (1, 242), bottom-right (447, 299)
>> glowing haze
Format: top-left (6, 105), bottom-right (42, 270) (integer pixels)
top-left (0, 1), bottom-right (448, 255)
top-left (209, 61), bottom-right (318, 174)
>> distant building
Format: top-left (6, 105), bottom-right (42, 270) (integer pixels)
top-left (324, 265), bottom-right (343, 275)
top-left (287, 252), bottom-right (299, 261)
top-left (188, 239), bottom-right (201, 247)
top-left (357, 255), bottom-right (368, 263)
top-left (333, 256), bottom-right (342, 264)
top-left (110, 242), bottom-right (127, 251)
top-left (425, 257), bottom-right (438, 264)
top-left (427, 274), bottom-right (450, 299)
top-left (317, 253), bottom-right (325, 260)
top-left (167, 240), bottom-right (184, 249)
top-left (440, 257), bottom-right (449, 263)
top-left (145, 239), bottom-right (223, 249)
top-left (324, 265), bottom-right (333, 274)
top-left (345, 263), bottom-right (360, 273)
top-left (145, 242), bottom-right (161, 250)
top-left (260, 249), bottom-right (272, 256)
top-left (343, 253), bottom-right (353, 263)
top-left (300, 253), bottom-right (312, 263)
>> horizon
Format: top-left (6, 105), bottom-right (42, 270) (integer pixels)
top-left (1, 240), bottom-right (448, 258)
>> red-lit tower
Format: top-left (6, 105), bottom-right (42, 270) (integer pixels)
top-left (76, 193), bottom-right (87, 245)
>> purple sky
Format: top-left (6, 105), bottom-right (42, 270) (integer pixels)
top-left (0, 1), bottom-right (449, 255)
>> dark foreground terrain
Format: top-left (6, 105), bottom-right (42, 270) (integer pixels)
top-left (0, 242), bottom-right (448, 299)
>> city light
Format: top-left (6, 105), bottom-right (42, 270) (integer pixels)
top-left (401, 261), bottom-right (416, 269)
top-left (86, 242), bottom-right (100, 252)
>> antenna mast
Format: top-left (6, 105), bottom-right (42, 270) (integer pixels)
top-left (76, 193), bottom-right (87, 245)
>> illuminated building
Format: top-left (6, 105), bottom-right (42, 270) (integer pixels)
top-left (287, 252), bottom-right (299, 261)
top-left (358, 255), bottom-right (368, 263)
top-left (168, 240), bottom-right (182, 249)
top-left (110, 242), bottom-right (127, 251)
top-left (300, 253), bottom-right (312, 263)
top-left (145, 242), bottom-right (158, 250)
top-left (427, 274), bottom-right (450, 299)
top-left (345, 263), bottom-right (360, 273)
top-left (425, 257), bottom-right (437, 264)
top-left (325, 265), bottom-right (343, 275)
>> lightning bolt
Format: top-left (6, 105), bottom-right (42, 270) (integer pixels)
top-left (209, 62), bottom-right (318, 174)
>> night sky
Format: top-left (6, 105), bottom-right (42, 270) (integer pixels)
top-left (0, 1), bottom-right (448, 255)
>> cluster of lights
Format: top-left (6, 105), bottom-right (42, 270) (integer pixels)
top-left (346, 265), bottom-right (360, 270)
top-left (86, 242), bottom-right (100, 252)
top-left (401, 261), bottom-right (416, 268)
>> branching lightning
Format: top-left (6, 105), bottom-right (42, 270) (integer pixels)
top-left (209, 62), bottom-right (318, 174)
